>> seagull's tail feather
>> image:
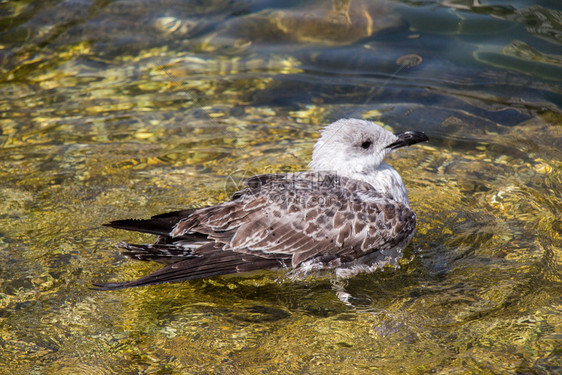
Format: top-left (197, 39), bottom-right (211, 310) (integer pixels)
top-left (115, 241), bottom-right (204, 264)
top-left (103, 208), bottom-right (202, 236)
top-left (92, 250), bottom-right (290, 291)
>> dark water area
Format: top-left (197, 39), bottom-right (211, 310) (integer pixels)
top-left (0, 0), bottom-right (560, 373)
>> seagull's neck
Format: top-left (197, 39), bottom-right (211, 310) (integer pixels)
top-left (343, 162), bottom-right (410, 206)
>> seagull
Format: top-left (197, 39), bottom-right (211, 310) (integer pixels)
top-left (93, 119), bottom-right (428, 290)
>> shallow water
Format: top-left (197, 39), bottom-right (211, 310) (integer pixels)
top-left (0, 0), bottom-right (561, 373)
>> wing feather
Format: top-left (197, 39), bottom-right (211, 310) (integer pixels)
top-left (92, 248), bottom-right (290, 290)
top-left (169, 172), bottom-right (415, 267)
top-left (98, 172), bottom-right (416, 289)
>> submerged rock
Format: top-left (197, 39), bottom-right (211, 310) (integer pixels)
top-left (194, 0), bottom-right (405, 52)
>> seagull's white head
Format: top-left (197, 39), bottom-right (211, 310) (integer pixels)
top-left (308, 119), bottom-right (428, 174)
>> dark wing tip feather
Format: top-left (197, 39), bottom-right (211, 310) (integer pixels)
top-left (92, 252), bottom-right (289, 291)
top-left (103, 209), bottom-right (202, 236)
top-left (103, 218), bottom-right (173, 237)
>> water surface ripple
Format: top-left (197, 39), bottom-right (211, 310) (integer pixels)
top-left (0, 0), bottom-right (560, 373)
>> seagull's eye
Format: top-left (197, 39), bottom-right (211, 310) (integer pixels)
top-left (360, 140), bottom-right (372, 149)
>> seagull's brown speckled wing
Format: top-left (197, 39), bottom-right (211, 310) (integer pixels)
top-left (94, 172), bottom-right (415, 290)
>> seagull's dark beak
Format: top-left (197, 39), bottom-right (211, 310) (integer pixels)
top-left (386, 131), bottom-right (429, 150)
